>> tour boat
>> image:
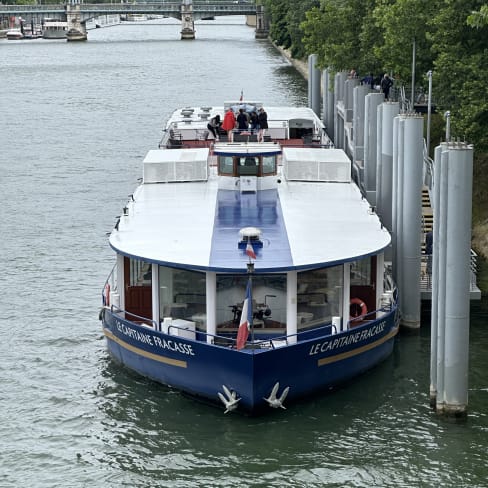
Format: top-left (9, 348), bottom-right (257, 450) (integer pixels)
top-left (100, 101), bottom-right (399, 415)
top-left (6, 29), bottom-right (23, 40)
top-left (42, 19), bottom-right (67, 39)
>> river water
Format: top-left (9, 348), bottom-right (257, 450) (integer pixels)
top-left (1, 17), bottom-right (487, 488)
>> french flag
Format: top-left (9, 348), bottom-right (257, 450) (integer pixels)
top-left (236, 279), bottom-right (253, 350)
top-left (246, 241), bottom-right (256, 260)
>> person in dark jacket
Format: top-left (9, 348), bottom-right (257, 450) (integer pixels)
top-left (361, 73), bottom-right (374, 90)
top-left (257, 107), bottom-right (268, 142)
top-left (207, 114), bottom-right (221, 140)
top-left (249, 111), bottom-right (259, 134)
top-left (380, 73), bottom-right (393, 100)
top-left (236, 108), bottom-right (248, 132)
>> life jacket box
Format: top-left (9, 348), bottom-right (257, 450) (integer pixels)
top-left (170, 319), bottom-right (196, 340)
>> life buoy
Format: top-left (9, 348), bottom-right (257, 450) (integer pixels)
top-left (103, 283), bottom-right (110, 307)
top-left (350, 298), bottom-right (367, 318)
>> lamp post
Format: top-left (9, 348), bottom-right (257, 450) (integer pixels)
top-left (411, 37), bottom-right (416, 111)
top-left (426, 70), bottom-right (433, 157)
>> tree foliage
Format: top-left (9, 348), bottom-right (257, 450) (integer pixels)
top-left (262, 0), bottom-right (319, 57)
top-left (301, 0), bottom-right (371, 72)
top-left (429, 0), bottom-right (488, 153)
top-left (263, 0), bottom-right (488, 224)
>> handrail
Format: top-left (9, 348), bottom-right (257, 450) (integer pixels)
top-left (109, 305), bottom-right (159, 330)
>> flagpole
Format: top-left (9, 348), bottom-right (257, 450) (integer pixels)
top-left (247, 247), bottom-right (254, 345)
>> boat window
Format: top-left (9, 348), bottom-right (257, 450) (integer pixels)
top-left (262, 155), bottom-right (276, 175)
top-left (130, 260), bottom-right (152, 286)
top-left (350, 256), bottom-right (376, 318)
top-left (297, 266), bottom-right (343, 329)
top-left (159, 266), bottom-right (206, 322)
top-left (218, 156), bottom-right (234, 175)
top-left (237, 157), bottom-right (259, 176)
top-left (216, 274), bottom-right (286, 331)
top-left (350, 257), bottom-right (372, 285)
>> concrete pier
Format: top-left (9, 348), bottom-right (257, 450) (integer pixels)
top-left (308, 54), bottom-right (321, 117)
top-left (180, 0), bottom-right (195, 40)
top-left (432, 143), bottom-right (473, 418)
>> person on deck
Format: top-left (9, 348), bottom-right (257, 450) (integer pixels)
top-left (207, 114), bottom-right (221, 140)
top-left (236, 108), bottom-right (249, 132)
top-left (222, 107), bottom-right (236, 143)
top-left (250, 111), bottom-right (259, 134)
top-left (257, 107), bottom-right (268, 142)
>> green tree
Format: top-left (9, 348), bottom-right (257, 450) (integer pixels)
top-left (371, 0), bottom-right (438, 81)
top-left (429, 0), bottom-right (488, 152)
top-left (301, 0), bottom-right (372, 72)
top-left (262, 0), bottom-right (319, 57)
top-left (262, 0), bottom-right (292, 48)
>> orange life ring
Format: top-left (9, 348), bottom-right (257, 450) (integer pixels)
top-left (104, 283), bottom-right (110, 307)
top-left (350, 298), bottom-right (367, 318)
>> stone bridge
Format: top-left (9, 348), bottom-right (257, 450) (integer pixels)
top-left (0, 0), bottom-right (268, 40)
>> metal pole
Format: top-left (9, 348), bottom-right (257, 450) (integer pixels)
top-left (426, 70), bottom-right (433, 156)
top-left (247, 260), bottom-right (254, 344)
top-left (411, 38), bottom-right (416, 110)
top-left (444, 111), bottom-right (451, 142)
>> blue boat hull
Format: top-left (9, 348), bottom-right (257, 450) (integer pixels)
top-left (101, 307), bottom-right (399, 414)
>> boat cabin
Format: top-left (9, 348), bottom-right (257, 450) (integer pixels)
top-left (107, 106), bottom-right (393, 349)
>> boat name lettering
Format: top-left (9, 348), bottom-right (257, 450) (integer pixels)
top-left (309, 321), bottom-right (387, 356)
top-left (116, 321), bottom-right (154, 346)
top-left (152, 335), bottom-right (195, 356)
top-left (115, 321), bottom-right (195, 356)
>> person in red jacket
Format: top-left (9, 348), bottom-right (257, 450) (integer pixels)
top-left (222, 107), bottom-right (236, 142)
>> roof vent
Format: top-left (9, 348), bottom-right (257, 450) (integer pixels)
top-left (181, 108), bottom-right (194, 118)
top-left (238, 227), bottom-right (263, 249)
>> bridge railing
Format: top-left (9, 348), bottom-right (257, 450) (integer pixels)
top-left (0, 5), bottom-right (65, 13)
top-left (0, 2), bottom-right (256, 15)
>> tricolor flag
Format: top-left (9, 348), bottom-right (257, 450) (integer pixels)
top-left (239, 90), bottom-right (243, 102)
top-left (236, 279), bottom-right (253, 350)
top-left (246, 241), bottom-right (256, 260)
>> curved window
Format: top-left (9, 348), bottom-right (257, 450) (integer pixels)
top-left (159, 266), bottom-right (206, 322)
top-left (297, 266), bottom-right (343, 328)
top-left (216, 273), bottom-right (286, 331)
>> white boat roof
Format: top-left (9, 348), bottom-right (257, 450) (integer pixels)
top-left (165, 104), bottom-right (324, 132)
top-left (109, 147), bottom-right (390, 273)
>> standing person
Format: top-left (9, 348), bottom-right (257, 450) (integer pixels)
top-left (236, 108), bottom-right (248, 132)
top-left (257, 107), bottom-right (268, 142)
top-left (361, 73), bottom-right (374, 89)
top-left (222, 107), bottom-right (236, 142)
top-left (380, 73), bottom-right (393, 100)
top-left (207, 114), bottom-right (221, 140)
top-left (249, 110), bottom-right (259, 134)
